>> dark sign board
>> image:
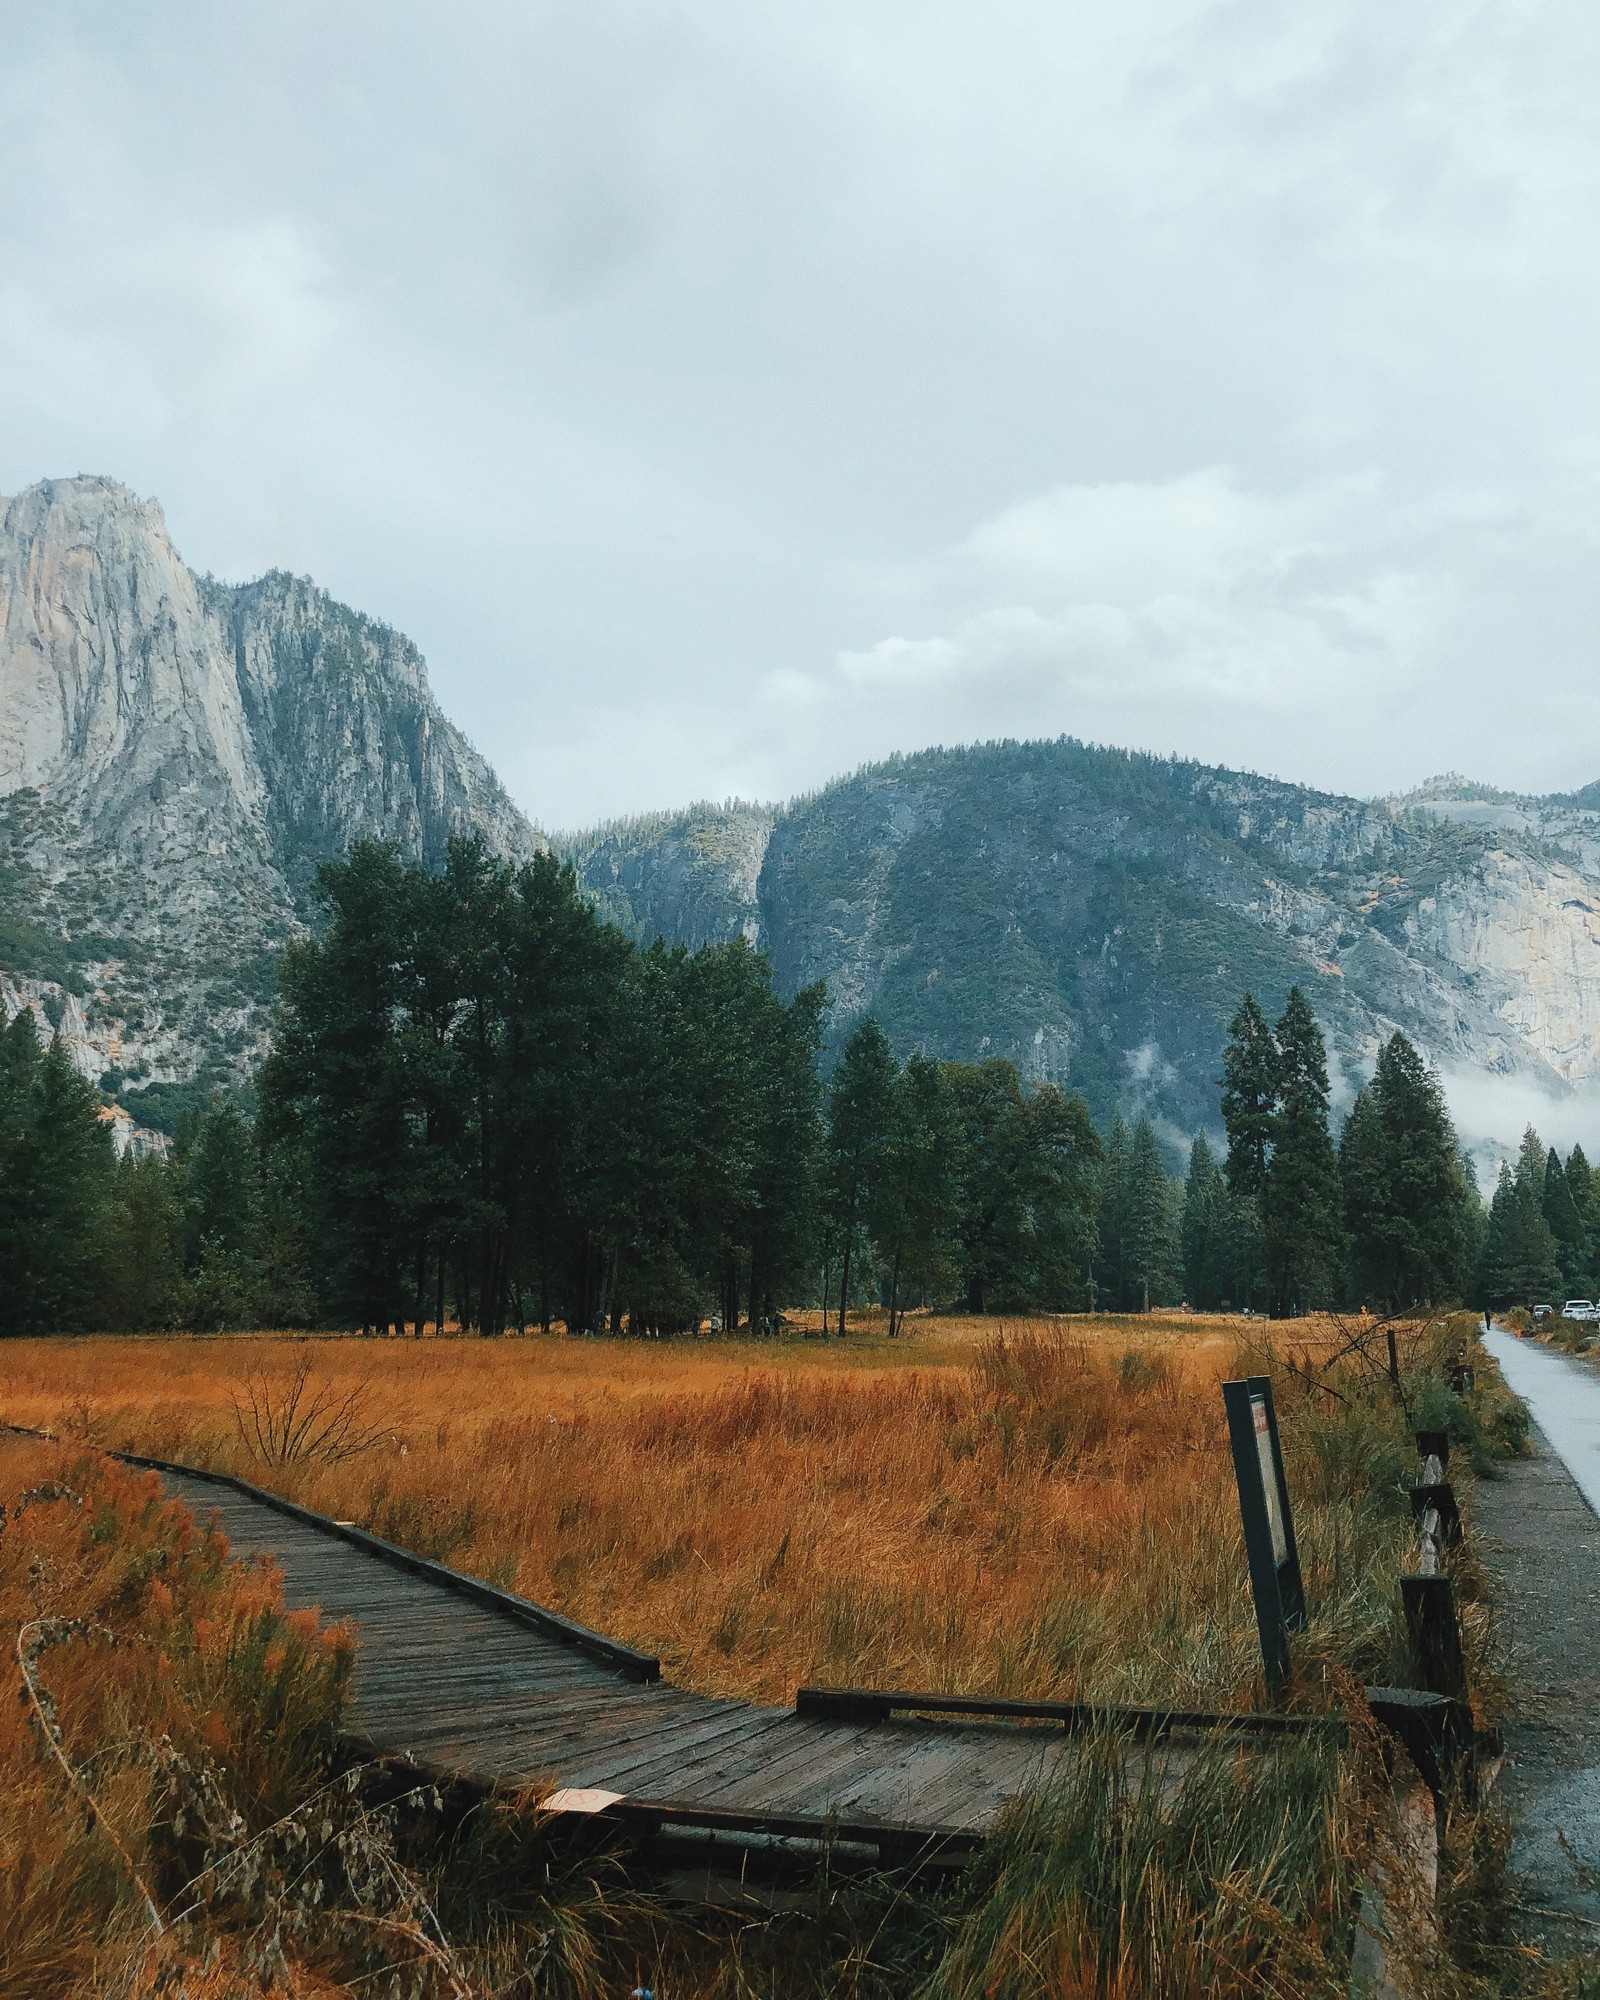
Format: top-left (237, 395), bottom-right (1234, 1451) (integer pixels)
top-left (1223, 1375), bottom-right (1306, 1687)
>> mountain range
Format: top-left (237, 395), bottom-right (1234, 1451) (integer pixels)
top-left (5, 474), bottom-right (1599, 1157)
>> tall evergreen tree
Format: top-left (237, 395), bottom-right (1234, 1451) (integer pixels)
top-left (1220, 995), bottom-right (1279, 1202)
top-left (824, 1020), bottom-right (898, 1334)
top-left (0, 1018), bottom-right (116, 1334)
top-left (1543, 1148), bottom-right (1590, 1297)
top-left (871, 1051), bottom-right (961, 1335)
top-left (1094, 1115), bottom-right (1133, 1310)
top-left (1567, 1144), bottom-right (1599, 1297)
top-left (746, 984), bottom-right (828, 1330)
top-left (179, 1094), bottom-right (270, 1333)
top-left (1125, 1117), bottom-right (1179, 1311)
top-left (1181, 1134), bottom-right (1227, 1309)
top-left (1023, 1084), bottom-right (1101, 1310)
top-left (102, 1153), bottom-right (185, 1332)
top-left (1339, 1033), bottom-right (1475, 1308)
top-left (946, 1059), bottom-right (1098, 1312)
top-left (1476, 1128), bottom-right (1562, 1307)
top-left (0, 1010), bottom-right (45, 1334)
top-left (260, 840), bottom-right (431, 1331)
top-left (1260, 988), bottom-right (1341, 1313)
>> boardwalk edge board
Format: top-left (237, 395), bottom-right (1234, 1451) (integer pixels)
top-left (795, 1685), bottom-right (1341, 1739)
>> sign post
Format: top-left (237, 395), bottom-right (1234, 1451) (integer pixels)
top-left (1223, 1375), bottom-right (1306, 1688)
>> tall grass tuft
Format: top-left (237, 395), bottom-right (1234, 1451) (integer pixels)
top-left (927, 1728), bottom-right (1364, 2000)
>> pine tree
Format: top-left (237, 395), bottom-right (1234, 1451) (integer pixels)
top-left (1567, 1144), bottom-right (1599, 1297)
top-left (1095, 1115), bottom-right (1134, 1310)
top-left (1023, 1084), bottom-right (1100, 1310)
top-left (944, 1060), bottom-right (1098, 1312)
top-left (1261, 988), bottom-right (1341, 1313)
top-left (824, 1020), bottom-right (897, 1334)
top-left (1220, 1185), bottom-right (1266, 1311)
top-left (20, 1034), bottom-right (116, 1332)
top-left (1543, 1148), bottom-right (1590, 1298)
top-left (1125, 1117), bottom-right (1179, 1310)
top-left (1220, 995), bottom-right (1279, 1202)
top-left (1181, 1134), bottom-right (1230, 1309)
top-left (260, 840), bottom-right (431, 1331)
top-left (871, 1051), bottom-right (961, 1335)
top-left (1477, 1129), bottom-right (1562, 1307)
top-left (746, 984), bottom-right (828, 1330)
top-left (0, 1010), bottom-right (44, 1334)
top-left (1340, 1033), bottom-right (1475, 1308)
top-left (103, 1153), bottom-right (185, 1332)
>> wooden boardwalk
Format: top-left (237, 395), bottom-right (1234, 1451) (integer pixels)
top-left (136, 1456), bottom-right (1306, 1863)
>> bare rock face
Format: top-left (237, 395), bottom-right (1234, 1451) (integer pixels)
top-left (0, 477), bottom-right (540, 1117)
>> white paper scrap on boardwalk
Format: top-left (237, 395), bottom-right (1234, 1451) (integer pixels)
top-left (542, 1788), bottom-right (625, 1815)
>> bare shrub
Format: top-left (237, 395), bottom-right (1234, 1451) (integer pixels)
top-left (231, 1358), bottom-right (399, 1468)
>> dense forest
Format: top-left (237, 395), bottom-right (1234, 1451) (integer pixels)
top-left (0, 838), bottom-right (1586, 1335)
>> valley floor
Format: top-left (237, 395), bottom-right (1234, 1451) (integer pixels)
top-left (2, 1312), bottom-right (1328, 1708)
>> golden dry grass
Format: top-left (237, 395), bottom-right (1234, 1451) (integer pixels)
top-left (0, 1314), bottom-right (1410, 1711)
top-left (0, 1316), bottom-right (1537, 1999)
top-left (0, 1433), bottom-right (355, 1999)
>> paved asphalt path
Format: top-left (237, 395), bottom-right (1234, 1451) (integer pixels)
top-left (1476, 1331), bottom-right (1600, 1924)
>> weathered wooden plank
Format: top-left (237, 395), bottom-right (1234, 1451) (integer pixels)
top-left (370, 1701), bottom-right (741, 1785)
top-left (350, 1644), bottom-right (626, 1691)
top-left (519, 1693), bottom-right (756, 1775)
top-left (356, 1685), bottom-right (688, 1751)
top-left (551, 1704), bottom-right (784, 1792)
top-left (617, 1707), bottom-right (804, 1788)
top-left (818, 1726), bottom-right (1061, 1828)
top-left (684, 1718), bottom-right (915, 1813)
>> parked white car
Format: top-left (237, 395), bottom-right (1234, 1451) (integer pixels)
top-left (1563, 1299), bottom-right (1597, 1321)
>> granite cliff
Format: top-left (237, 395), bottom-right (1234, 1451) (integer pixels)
top-left (570, 757), bottom-right (1600, 1152)
top-left (5, 473), bottom-right (1600, 1151)
top-left (0, 476), bottom-right (537, 1123)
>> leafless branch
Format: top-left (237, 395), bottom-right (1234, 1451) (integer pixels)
top-left (230, 1360), bottom-right (399, 1467)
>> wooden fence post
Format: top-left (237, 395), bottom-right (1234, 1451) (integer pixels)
top-left (1403, 1431), bottom-right (1468, 1701)
top-left (1401, 1574), bottom-right (1468, 1700)
top-left (1223, 1376), bottom-right (1306, 1688)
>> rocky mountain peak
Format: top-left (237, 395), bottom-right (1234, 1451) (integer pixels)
top-left (0, 476), bottom-right (540, 1123)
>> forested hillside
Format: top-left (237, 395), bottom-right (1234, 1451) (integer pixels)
top-left (9, 832), bottom-right (1581, 1337)
top-left (570, 742), bottom-right (1600, 1141)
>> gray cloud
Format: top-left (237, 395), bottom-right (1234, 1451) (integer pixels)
top-left (4, 2), bottom-right (1600, 825)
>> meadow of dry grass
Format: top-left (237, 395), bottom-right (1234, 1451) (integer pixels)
top-left (0, 1313), bottom-right (1426, 1711)
top-left (0, 1316), bottom-right (1560, 1998)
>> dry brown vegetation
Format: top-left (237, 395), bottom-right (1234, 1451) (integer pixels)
top-left (0, 1315), bottom-right (1577, 1998)
top-left (0, 1434), bottom-right (357, 1996)
top-left (1, 1314), bottom-right (1440, 1711)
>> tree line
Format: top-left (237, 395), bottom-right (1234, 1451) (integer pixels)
top-left (0, 842), bottom-right (1103, 1335)
top-left (0, 838), bottom-right (1579, 1333)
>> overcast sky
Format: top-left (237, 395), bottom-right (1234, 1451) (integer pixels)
top-left (5, 1), bottom-right (1599, 829)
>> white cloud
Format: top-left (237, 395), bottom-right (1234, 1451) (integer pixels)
top-left (823, 467), bottom-right (1451, 763)
top-left (1438, 1067), bottom-right (1600, 1183)
top-left (7, 3), bottom-right (1600, 822)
